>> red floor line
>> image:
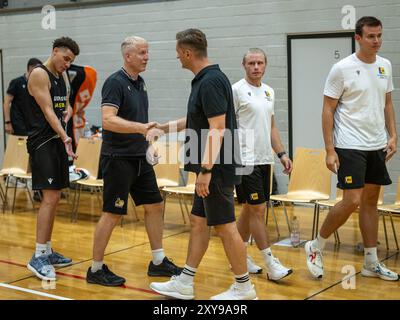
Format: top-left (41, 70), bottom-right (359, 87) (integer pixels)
top-left (0, 259), bottom-right (159, 296)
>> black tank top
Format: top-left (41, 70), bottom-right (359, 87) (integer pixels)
top-left (27, 65), bottom-right (67, 153)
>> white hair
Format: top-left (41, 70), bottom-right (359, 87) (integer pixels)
top-left (121, 36), bottom-right (147, 55)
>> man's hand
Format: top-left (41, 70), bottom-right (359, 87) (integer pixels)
top-left (280, 155), bottom-right (293, 175)
top-left (326, 149), bottom-right (340, 174)
top-left (5, 123), bottom-right (13, 134)
top-left (146, 127), bottom-right (165, 142)
top-left (195, 172), bottom-right (211, 198)
top-left (63, 137), bottom-right (77, 160)
top-left (384, 137), bottom-right (397, 162)
top-left (63, 106), bottom-right (73, 124)
top-left (140, 122), bottom-right (157, 136)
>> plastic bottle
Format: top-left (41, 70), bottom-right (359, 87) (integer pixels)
top-left (290, 216), bottom-right (300, 247)
top-left (84, 121), bottom-right (91, 138)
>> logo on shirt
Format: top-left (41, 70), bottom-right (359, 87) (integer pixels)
top-left (356, 70), bottom-right (360, 76)
top-left (143, 84), bottom-right (147, 92)
top-left (22, 84), bottom-right (26, 89)
top-left (115, 198), bottom-right (125, 208)
top-left (345, 176), bottom-right (353, 184)
top-left (247, 92), bottom-right (251, 96)
top-left (265, 91), bottom-right (272, 101)
top-left (48, 178), bottom-right (53, 184)
top-left (128, 86), bottom-right (131, 91)
top-left (250, 193), bottom-right (259, 200)
top-left (378, 67), bottom-right (387, 79)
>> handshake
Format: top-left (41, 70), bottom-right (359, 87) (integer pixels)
top-left (141, 122), bottom-right (165, 143)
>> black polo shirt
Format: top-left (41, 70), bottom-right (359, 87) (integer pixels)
top-left (101, 68), bottom-right (149, 158)
top-left (6, 75), bottom-right (30, 135)
top-left (184, 64), bottom-right (241, 186)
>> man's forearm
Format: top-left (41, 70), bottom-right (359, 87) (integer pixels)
top-left (103, 115), bottom-right (146, 134)
top-left (43, 111), bottom-right (68, 141)
top-left (322, 108), bottom-right (335, 152)
top-left (201, 128), bottom-right (224, 169)
top-left (159, 117), bottom-right (186, 133)
top-left (385, 102), bottom-right (397, 139)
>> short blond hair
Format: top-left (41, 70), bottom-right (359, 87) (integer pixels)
top-left (242, 48), bottom-right (267, 64)
top-left (121, 36), bottom-right (147, 55)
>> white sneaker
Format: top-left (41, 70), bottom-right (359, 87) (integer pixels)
top-left (247, 255), bottom-right (263, 274)
top-left (150, 276), bottom-right (194, 300)
top-left (266, 257), bottom-right (293, 281)
top-left (210, 283), bottom-right (258, 300)
top-left (305, 240), bottom-right (324, 279)
top-left (361, 261), bottom-right (399, 281)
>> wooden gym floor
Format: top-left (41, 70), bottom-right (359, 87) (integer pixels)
top-left (0, 187), bottom-right (399, 300)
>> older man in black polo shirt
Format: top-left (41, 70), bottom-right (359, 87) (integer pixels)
top-left (86, 36), bottom-right (182, 286)
top-left (150, 29), bottom-right (257, 300)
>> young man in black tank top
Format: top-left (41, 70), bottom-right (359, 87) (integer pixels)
top-left (26, 37), bottom-right (80, 281)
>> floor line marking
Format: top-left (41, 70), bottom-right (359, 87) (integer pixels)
top-left (0, 283), bottom-right (73, 300)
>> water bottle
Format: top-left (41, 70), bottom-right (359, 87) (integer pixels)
top-left (290, 216), bottom-right (300, 247)
top-left (84, 121), bottom-right (91, 138)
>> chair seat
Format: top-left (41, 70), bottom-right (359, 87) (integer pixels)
top-left (270, 193), bottom-right (329, 203)
top-left (76, 179), bottom-right (103, 187)
top-left (162, 186), bottom-right (195, 195)
top-left (157, 179), bottom-right (180, 188)
top-left (0, 169), bottom-right (28, 176)
top-left (316, 199), bottom-right (340, 207)
top-left (378, 204), bottom-right (400, 213)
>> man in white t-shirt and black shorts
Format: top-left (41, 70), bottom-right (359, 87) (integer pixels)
top-left (305, 16), bottom-right (398, 281)
top-left (233, 48), bottom-right (293, 281)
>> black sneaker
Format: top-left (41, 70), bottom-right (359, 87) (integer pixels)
top-left (147, 257), bottom-right (183, 277)
top-left (86, 264), bottom-right (126, 286)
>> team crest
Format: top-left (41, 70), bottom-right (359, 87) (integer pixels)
top-left (345, 176), bottom-right (353, 184)
top-left (115, 198), bottom-right (125, 208)
top-left (265, 91), bottom-right (272, 101)
top-left (250, 193), bottom-right (259, 200)
top-left (378, 67), bottom-right (385, 75)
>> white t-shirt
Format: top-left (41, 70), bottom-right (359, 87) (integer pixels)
top-left (232, 78), bottom-right (275, 165)
top-left (324, 53), bottom-right (393, 151)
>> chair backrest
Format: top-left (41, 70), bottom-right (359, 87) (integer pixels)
top-left (186, 172), bottom-right (197, 187)
top-left (1, 135), bottom-right (30, 174)
top-left (74, 138), bottom-right (102, 179)
top-left (153, 163), bottom-right (180, 187)
top-left (287, 147), bottom-right (331, 200)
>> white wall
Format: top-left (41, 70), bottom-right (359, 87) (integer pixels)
top-left (1, 0), bottom-right (399, 199)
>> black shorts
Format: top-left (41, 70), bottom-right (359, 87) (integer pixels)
top-left (235, 165), bottom-right (271, 205)
top-left (30, 138), bottom-right (69, 190)
top-left (191, 176), bottom-right (236, 226)
top-left (335, 148), bottom-right (392, 189)
top-left (102, 157), bottom-right (163, 215)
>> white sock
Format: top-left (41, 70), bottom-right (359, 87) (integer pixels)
top-left (364, 247), bottom-right (378, 266)
top-left (35, 243), bottom-right (47, 258)
top-left (261, 247), bottom-right (274, 265)
top-left (178, 264), bottom-right (197, 285)
top-left (235, 272), bottom-right (252, 291)
top-left (91, 261), bottom-right (104, 273)
top-left (311, 233), bottom-right (327, 251)
top-left (46, 241), bottom-right (52, 255)
top-left (152, 248), bottom-right (165, 265)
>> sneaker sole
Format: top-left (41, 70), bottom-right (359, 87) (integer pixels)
top-left (27, 263), bottom-right (56, 281)
top-left (147, 271), bottom-right (182, 277)
top-left (52, 262), bottom-right (73, 268)
top-left (267, 269), bottom-right (293, 281)
top-left (249, 268), bottom-right (263, 274)
top-left (304, 242), bottom-right (323, 279)
top-left (149, 285), bottom-right (194, 300)
top-left (86, 278), bottom-right (126, 286)
top-left (361, 268), bottom-right (399, 281)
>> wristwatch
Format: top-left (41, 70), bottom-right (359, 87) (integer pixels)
top-left (200, 166), bottom-right (213, 174)
top-left (5, 120), bottom-right (11, 124)
top-left (277, 151), bottom-right (287, 159)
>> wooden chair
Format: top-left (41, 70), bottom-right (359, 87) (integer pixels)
top-left (161, 172), bottom-right (196, 224)
top-left (0, 135), bottom-right (34, 213)
top-left (377, 178), bottom-right (400, 251)
top-left (269, 148), bottom-right (331, 238)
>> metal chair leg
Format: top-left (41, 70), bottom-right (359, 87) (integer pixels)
top-left (382, 214), bottom-right (389, 251)
top-left (11, 178), bottom-right (18, 214)
top-left (388, 212), bottom-right (399, 251)
top-left (269, 201), bottom-right (280, 238)
top-left (3, 175), bottom-right (10, 213)
top-left (282, 202), bottom-right (291, 234)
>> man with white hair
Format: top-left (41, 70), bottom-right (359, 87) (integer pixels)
top-left (86, 36), bottom-right (182, 286)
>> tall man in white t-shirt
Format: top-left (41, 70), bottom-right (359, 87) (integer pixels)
top-left (233, 48), bottom-right (293, 281)
top-left (305, 16), bottom-right (398, 281)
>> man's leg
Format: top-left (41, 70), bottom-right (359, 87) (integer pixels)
top-left (359, 184), bottom-right (399, 280)
top-left (144, 201), bottom-right (183, 276)
top-left (305, 188), bottom-right (363, 279)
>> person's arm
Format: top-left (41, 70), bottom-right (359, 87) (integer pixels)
top-left (271, 115), bottom-right (292, 174)
top-left (156, 117), bottom-right (186, 133)
top-left (322, 95), bottom-right (340, 173)
top-left (102, 106), bottom-right (156, 134)
top-left (384, 91), bottom-right (397, 161)
top-left (3, 94), bottom-right (14, 134)
top-left (196, 114), bottom-right (225, 198)
top-left (28, 68), bottom-right (76, 158)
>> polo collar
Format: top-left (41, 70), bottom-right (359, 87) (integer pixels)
top-left (192, 64), bottom-right (220, 83)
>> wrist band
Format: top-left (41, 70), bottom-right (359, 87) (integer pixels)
top-left (277, 151), bottom-right (287, 159)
